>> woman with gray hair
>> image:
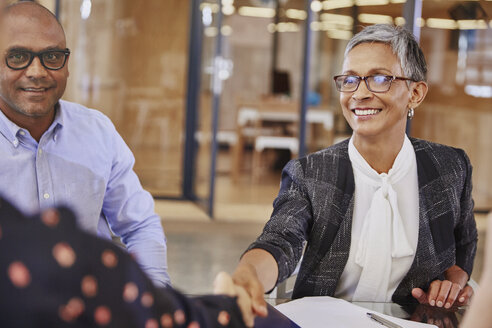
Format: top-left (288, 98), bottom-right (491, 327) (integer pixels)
top-left (232, 24), bottom-right (477, 319)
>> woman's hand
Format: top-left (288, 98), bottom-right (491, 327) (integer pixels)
top-left (231, 263), bottom-right (268, 318)
top-left (214, 271), bottom-right (256, 327)
top-left (411, 265), bottom-right (473, 308)
top-left (230, 248), bottom-right (278, 319)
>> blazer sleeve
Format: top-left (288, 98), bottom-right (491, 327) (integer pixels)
top-left (454, 149), bottom-right (478, 277)
top-left (246, 159), bottom-right (313, 286)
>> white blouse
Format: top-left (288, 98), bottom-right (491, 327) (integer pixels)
top-left (334, 135), bottom-right (420, 302)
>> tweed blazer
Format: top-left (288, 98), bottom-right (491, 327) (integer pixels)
top-left (248, 138), bottom-right (477, 303)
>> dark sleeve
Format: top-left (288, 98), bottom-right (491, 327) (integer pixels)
top-left (246, 159), bottom-right (312, 286)
top-left (0, 198), bottom-right (245, 328)
top-left (454, 149), bottom-right (478, 277)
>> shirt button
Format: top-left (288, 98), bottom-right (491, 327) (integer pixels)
top-left (12, 139), bottom-right (19, 147)
top-left (19, 131), bottom-right (25, 136)
top-left (43, 193), bottom-right (50, 199)
top-left (38, 149), bottom-right (43, 155)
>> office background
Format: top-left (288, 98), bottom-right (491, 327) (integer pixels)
top-left (29, 0), bottom-right (492, 293)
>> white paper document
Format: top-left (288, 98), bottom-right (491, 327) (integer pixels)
top-left (276, 296), bottom-right (437, 328)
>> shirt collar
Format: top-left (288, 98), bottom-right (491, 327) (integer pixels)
top-left (0, 108), bottom-right (22, 146)
top-left (52, 101), bottom-right (64, 127)
top-left (51, 102), bottom-right (64, 133)
top-left (0, 102), bottom-right (64, 146)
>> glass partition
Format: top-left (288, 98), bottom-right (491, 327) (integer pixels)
top-left (55, 0), bottom-right (491, 212)
top-left (193, 0), bottom-right (226, 216)
top-left (59, 0), bottom-right (189, 198)
top-left (211, 0), bottom-right (492, 212)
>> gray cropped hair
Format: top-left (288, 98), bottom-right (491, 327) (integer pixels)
top-left (345, 24), bottom-right (427, 82)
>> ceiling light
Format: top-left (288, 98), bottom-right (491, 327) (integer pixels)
top-left (311, 21), bottom-right (322, 31)
top-left (355, 0), bottom-right (389, 5)
top-left (327, 29), bottom-right (353, 40)
top-left (222, 5), bottom-right (235, 15)
top-left (286, 9), bottom-right (307, 20)
top-left (457, 19), bottom-right (488, 29)
top-left (465, 85), bottom-right (492, 98)
top-left (311, 1), bottom-right (323, 12)
top-left (276, 22), bottom-right (300, 33)
top-left (80, 0), bottom-right (91, 20)
top-left (221, 25), bottom-right (233, 36)
top-left (320, 13), bottom-right (354, 26)
top-left (322, 0), bottom-right (354, 10)
top-left (358, 13), bottom-right (393, 24)
top-left (200, 3), bottom-right (219, 13)
top-left (204, 27), bottom-right (218, 37)
top-left (238, 6), bottom-right (276, 18)
top-left (267, 22), bottom-right (300, 33)
top-left (395, 17), bottom-right (405, 26)
top-left (319, 20), bottom-right (354, 31)
top-left (426, 18), bottom-right (458, 29)
top-left (202, 6), bottom-right (213, 26)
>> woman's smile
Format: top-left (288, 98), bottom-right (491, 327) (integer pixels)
top-left (352, 108), bottom-right (382, 116)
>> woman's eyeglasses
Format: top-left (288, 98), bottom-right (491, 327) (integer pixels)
top-left (333, 74), bottom-right (414, 93)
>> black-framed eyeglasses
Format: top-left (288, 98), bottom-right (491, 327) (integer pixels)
top-left (5, 48), bottom-right (71, 71)
top-left (333, 74), bottom-right (414, 93)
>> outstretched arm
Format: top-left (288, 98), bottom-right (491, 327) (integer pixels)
top-left (232, 248), bottom-right (278, 318)
top-left (102, 126), bottom-right (170, 287)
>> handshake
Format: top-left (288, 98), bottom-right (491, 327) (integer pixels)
top-left (0, 199), bottom-right (262, 328)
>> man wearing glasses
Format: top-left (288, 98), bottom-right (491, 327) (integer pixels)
top-left (0, 2), bottom-right (170, 287)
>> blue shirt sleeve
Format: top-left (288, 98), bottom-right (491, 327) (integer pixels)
top-left (99, 110), bottom-right (170, 287)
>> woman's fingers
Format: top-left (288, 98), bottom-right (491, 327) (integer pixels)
top-left (232, 265), bottom-right (268, 317)
top-left (214, 271), bottom-right (256, 327)
top-left (411, 287), bottom-right (429, 304)
top-left (456, 285), bottom-right (474, 305)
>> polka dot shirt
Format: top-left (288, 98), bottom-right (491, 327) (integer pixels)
top-left (0, 197), bottom-right (246, 328)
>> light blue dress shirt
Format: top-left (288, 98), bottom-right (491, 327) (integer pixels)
top-left (0, 99), bottom-right (170, 286)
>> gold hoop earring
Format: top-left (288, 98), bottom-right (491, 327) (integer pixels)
top-left (407, 108), bottom-right (414, 120)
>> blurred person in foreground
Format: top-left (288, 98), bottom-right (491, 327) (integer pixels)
top-left (232, 24), bottom-right (477, 318)
top-left (0, 1), bottom-right (170, 286)
top-left (461, 212), bottom-right (492, 328)
top-left (0, 195), bottom-right (254, 327)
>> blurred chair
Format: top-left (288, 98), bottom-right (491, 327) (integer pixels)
top-left (305, 109), bottom-right (334, 151)
top-left (252, 136), bottom-right (299, 182)
top-left (232, 98), bottom-right (335, 183)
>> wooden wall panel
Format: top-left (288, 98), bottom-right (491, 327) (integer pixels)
top-left (413, 98), bottom-right (492, 210)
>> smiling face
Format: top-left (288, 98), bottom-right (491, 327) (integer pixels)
top-left (340, 42), bottom-right (414, 144)
top-left (0, 4), bottom-right (69, 128)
